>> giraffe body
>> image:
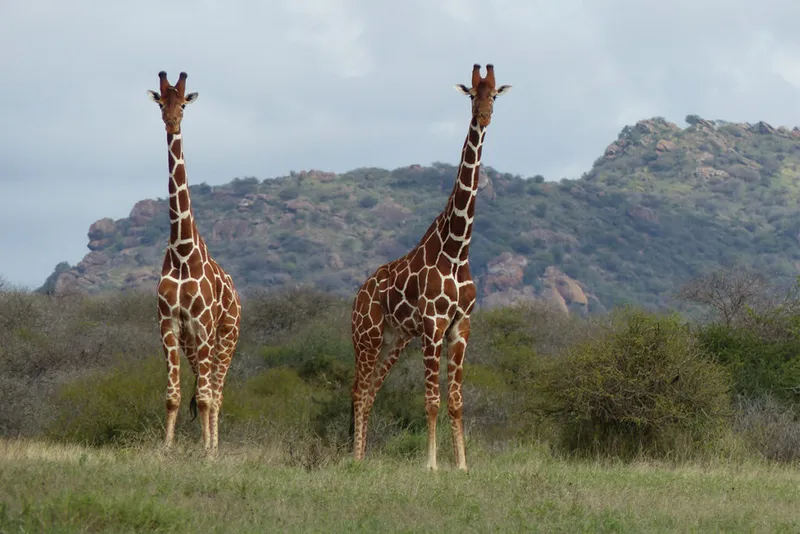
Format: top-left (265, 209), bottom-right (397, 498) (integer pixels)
top-left (351, 64), bottom-right (510, 471)
top-left (147, 72), bottom-right (241, 453)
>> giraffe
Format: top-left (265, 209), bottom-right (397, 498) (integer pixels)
top-left (350, 64), bottom-right (511, 471)
top-left (147, 71), bottom-right (242, 454)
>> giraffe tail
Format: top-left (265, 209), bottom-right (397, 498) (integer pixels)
top-left (189, 377), bottom-right (198, 422)
top-left (348, 398), bottom-right (355, 443)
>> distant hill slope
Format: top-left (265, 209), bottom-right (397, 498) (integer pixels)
top-left (41, 116), bottom-right (800, 313)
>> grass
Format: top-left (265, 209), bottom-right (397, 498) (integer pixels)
top-left (1, 439), bottom-right (799, 533)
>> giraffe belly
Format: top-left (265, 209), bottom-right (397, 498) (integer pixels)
top-left (382, 288), bottom-right (460, 338)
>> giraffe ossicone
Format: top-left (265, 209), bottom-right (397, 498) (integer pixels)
top-left (148, 71), bottom-right (242, 455)
top-left (350, 63), bottom-right (511, 471)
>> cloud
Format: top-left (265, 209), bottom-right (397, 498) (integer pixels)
top-left (284, 0), bottom-right (371, 78)
top-left (428, 120), bottom-right (460, 139)
top-left (2, 0), bottom-right (800, 287)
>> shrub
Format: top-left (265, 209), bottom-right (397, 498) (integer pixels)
top-left (47, 356), bottom-right (175, 446)
top-left (224, 367), bottom-right (317, 431)
top-left (696, 323), bottom-right (800, 402)
top-left (734, 396), bottom-right (800, 462)
top-left (536, 309), bottom-right (731, 458)
top-left (382, 430), bottom-right (426, 459)
top-left (358, 195), bottom-right (378, 209)
top-left (257, 313), bottom-right (354, 438)
top-left (240, 288), bottom-right (346, 347)
top-left (0, 291), bottom-right (159, 437)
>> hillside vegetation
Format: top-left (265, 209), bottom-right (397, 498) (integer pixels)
top-left (42, 116), bottom-right (800, 312)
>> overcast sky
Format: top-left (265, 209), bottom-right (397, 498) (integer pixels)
top-left (2, 0), bottom-right (800, 288)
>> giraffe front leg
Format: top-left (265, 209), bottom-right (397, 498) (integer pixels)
top-left (161, 320), bottom-right (181, 449)
top-left (422, 320), bottom-right (445, 471)
top-left (446, 317), bottom-right (470, 471)
top-left (193, 337), bottom-right (215, 453)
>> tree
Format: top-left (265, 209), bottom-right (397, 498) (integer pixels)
top-left (677, 268), bottom-right (767, 326)
top-left (685, 114), bottom-right (702, 126)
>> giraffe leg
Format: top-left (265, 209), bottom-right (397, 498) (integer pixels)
top-left (209, 320), bottom-right (239, 454)
top-left (372, 333), bottom-right (411, 394)
top-left (352, 345), bottom-right (380, 460)
top-left (160, 318), bottom-right (181, 449)
top-left (362, 337), bottom-right (410, 459)
top-left (180, 331), bottom-right (200, 421)
top-left (422, 320), bottom-right (446, 471)
top-left (193, 333), bottom-right (216, 453)
top-left (356, 334), bottom-right (411, 451)
top-left (351, 283), bottom-right (385, 461)
top-left (446, 316), bottom-right (470, 471)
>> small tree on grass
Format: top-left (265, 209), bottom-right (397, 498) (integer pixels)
top-left (536, 308), bottom-right (731, 458)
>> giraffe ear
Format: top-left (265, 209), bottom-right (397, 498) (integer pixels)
top-left (185, 92), bottom-right (199, 104)
top-left (147, 90), bottom-right (161, 103)
top-left (454, 84), bottom-right (472, 96)
top-left (495, 85), bottom-right (512, 96)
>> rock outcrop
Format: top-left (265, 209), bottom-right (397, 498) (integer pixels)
top-left (480, 253), bottom-right (595, 316)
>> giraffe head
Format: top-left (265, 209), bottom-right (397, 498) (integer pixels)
top-left (455, 64), bottom-right (511, 127)
top-left (147, 71), bottom-right (199, 135)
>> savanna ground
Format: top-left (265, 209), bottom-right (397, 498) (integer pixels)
top-left (3, 271), bottom-right (800, 532)
top-left (3, 439), bottom-right (800, 533)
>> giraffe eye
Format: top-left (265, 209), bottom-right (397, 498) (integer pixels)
top-left (181, 104), bottom-right (186, 110)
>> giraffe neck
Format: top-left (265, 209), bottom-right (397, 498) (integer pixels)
top-left (439, 116), bottom-right (486, 263)
top-left (166, 132), bottom-right (199, 252)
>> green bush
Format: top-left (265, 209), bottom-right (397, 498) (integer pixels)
top-left (537, 309), bottom-right (731, 458)
top-left (48, 356), bottom-right (178, 446)
top-left (224, 367), bottom-right (317, 431)
top-left (696, 323), bottom-right (800, 402)
top-left (382, 430), bottom-right (426, 459)
top-left (240, 288), bottom-right (346, 347)
top-left (257, 315), bottom-right (354, 437)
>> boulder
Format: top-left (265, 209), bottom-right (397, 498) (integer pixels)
top-left (541, 266), bottom-right (589, 315)
top-left (129, 199), bottom-right (159, 225)
top-left (656, 139), bottom-right (677, 152)
top-left (483, 252), bottom-right (527, 295)
top-left (285, 199), bottom-right (315, 212)
top-left (627, 205), bottom-right (659, 224)
top-left (695, 166), bottom-right (730, 180)
top-left (88, 218), bottom-right (116, 241)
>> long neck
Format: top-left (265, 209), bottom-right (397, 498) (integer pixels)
top-left (166, 132), bottom-right (197, 248)
top-left (438, 116), bottom-right (486, 263)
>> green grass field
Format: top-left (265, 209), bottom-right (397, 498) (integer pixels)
top-left (1, 439), bottom-right (799, 533)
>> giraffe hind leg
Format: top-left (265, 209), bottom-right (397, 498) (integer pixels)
top-left (180, 330), bottom-right (200, 422)
top-left (352, 343), bottom-right (380, 460)
top-left (372, 331), bottom-right (411, 394)
top-left (351, 278), bottom-right (388, 460)
top-left (208, 318), bottom-right (239, 454)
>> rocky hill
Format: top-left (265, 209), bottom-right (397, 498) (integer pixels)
top-left (41, 116), bottom-right (800, 313)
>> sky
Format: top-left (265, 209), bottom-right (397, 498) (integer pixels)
top-left (2, 0), bottom-right (800, 288)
